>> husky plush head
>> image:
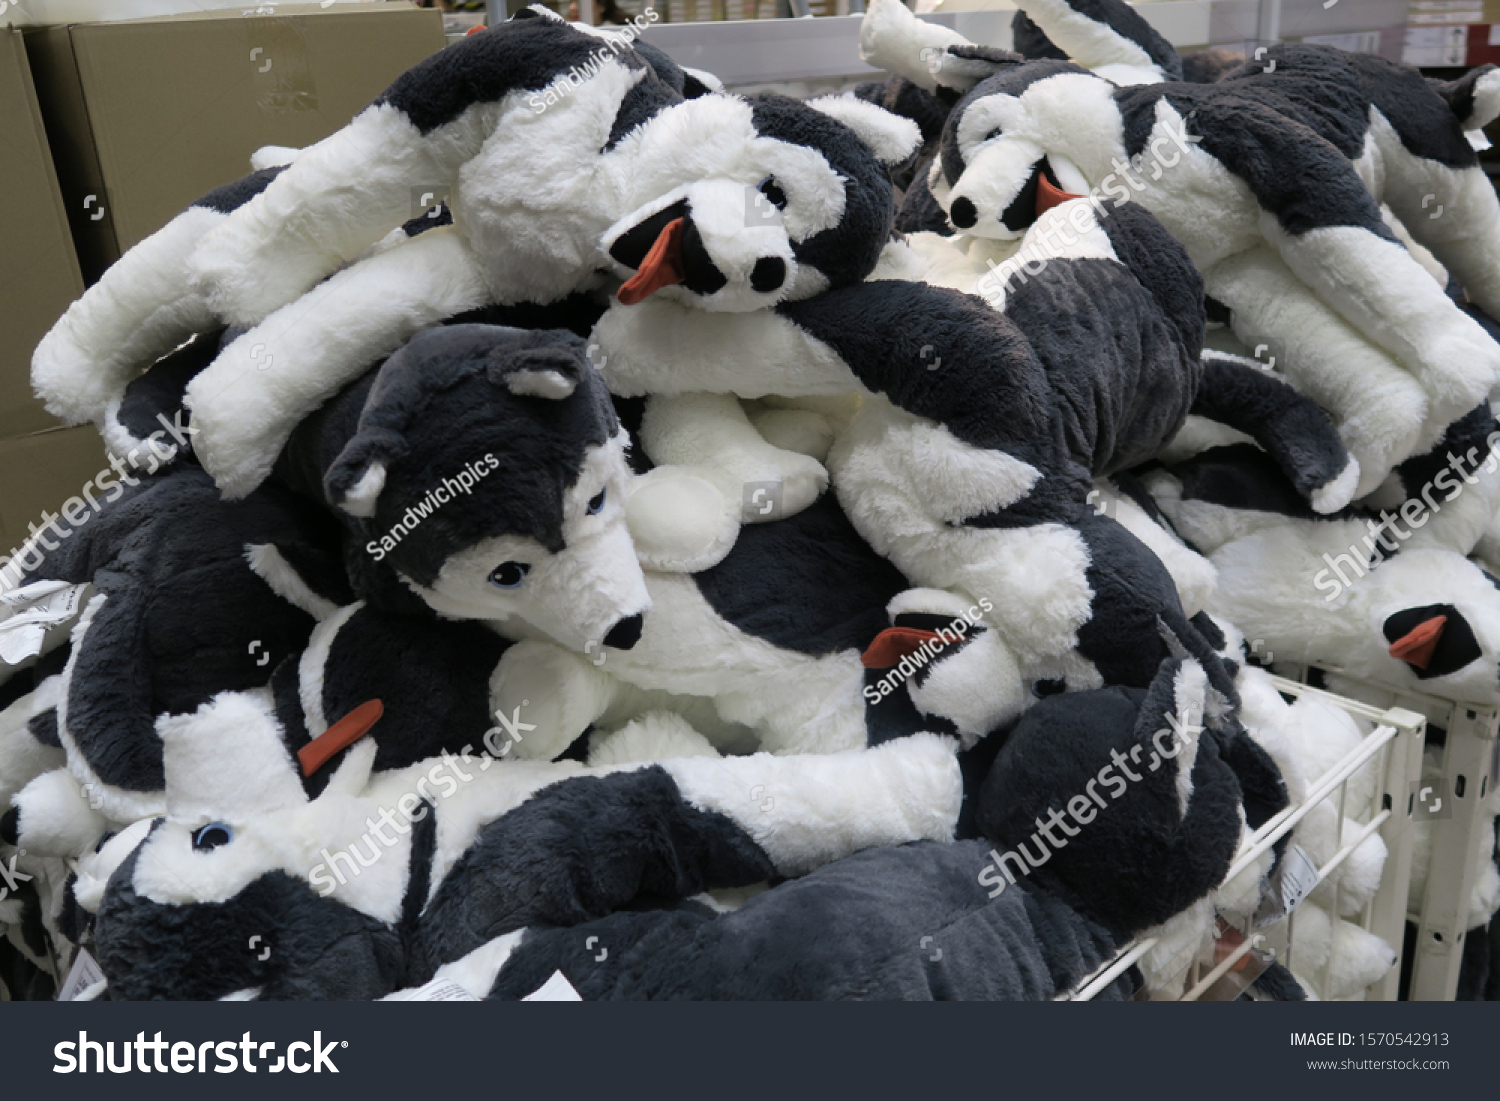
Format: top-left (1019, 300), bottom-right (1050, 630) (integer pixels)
top-left (600, 92), bottom-right (920, 313)
top-left (89, 693), bottom-right (403, 1001)
top-left (320, 325), bottom-right (649, 654)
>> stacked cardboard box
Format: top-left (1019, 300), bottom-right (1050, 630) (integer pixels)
top-left (0, 4), bottom-right (444, 560)
top-left (0, 27), bottom-right (105, 560)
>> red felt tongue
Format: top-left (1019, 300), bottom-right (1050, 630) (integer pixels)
top-left (1388, 615), bottom-right (1447, 670)
top-left (861, 627), bottom-right (945, 669)
top-left (298, 699), bottom-right (384, 778)
top-left (1035, 171), bottom-right (1085, 218)
top-left (617, 217), bottom-right (687, 305)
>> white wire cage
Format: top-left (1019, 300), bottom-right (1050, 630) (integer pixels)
top-left (1274, 664), bottom-right (1500, 1002)
top-left (1063, 675), bottom-right (1426, 1002)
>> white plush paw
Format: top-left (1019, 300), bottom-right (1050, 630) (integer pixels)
top-left (490, 640), bottom-right (616, 761)
top-left (747, 407), bottom-right (835, 463)
top-left (625, 466), bottom-right (742, 572)
top-left (587, 711), bottom-right (720, 766)
top-left (1309, 454), bottom-right (1360, 514)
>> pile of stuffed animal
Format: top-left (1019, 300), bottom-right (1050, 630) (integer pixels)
top-left (4, 0), bottom-right (1500, 1001)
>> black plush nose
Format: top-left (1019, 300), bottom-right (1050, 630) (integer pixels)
top-left (603, 614), bottom-right (645, 651)
top-left (949, 196), bottom-right (978, 229)
top-left (750, 256), bottom-right (786, 293)
top-left (0, 806), bottom-right (19, 846)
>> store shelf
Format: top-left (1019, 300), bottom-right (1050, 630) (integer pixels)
top-left (640, 0), bottom-right (1414, 88)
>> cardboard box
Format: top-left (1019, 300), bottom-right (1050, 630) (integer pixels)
top-left (0, 28), bottom-right (85, 440)
top-left (0, 427), bottom-right (109, 562)
top-left (24, 2), bottom-right (445, 283)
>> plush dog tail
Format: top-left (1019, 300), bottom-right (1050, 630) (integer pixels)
top-left (1430, 64), bottom-right (1500, 131)
top-left (1192, 351), bottom-right (1360, 514)
top-left (31, 166), bottom-right (286, 430)
top-left (1013, 0), bottom-right (1182, 83)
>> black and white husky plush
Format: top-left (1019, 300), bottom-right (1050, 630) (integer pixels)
top-left (81, 689), bottom-right (959, 1000)
top-left (174, 8), bottom-right (920, 497)
top-left (472, 657), bottom-right (1293, 1001)
top-left (1142, 425), bottom-right (1500, 706)
top-left (862, 0), bottom-right (1500, 496)
top-left (0, 466), bottom-right (348, 837)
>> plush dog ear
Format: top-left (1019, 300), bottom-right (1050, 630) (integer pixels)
top-left (489, 345), bottom-right (583, 400)
top-left (807, 95), bottom-right (923, 167)
top-left (325, 425), bottom-right (405, 518)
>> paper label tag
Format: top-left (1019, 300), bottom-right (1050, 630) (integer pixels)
top-left (407, 978), bottom-right (480, 1001)
top-left (1254, 844), bottom-right (1320, 928)
top-left (522, 970), bottom-right (582, 1001)
top-left (0, 583), bottom-right (89, 665)
top-left (58, 948), bottom-right (106, 1002)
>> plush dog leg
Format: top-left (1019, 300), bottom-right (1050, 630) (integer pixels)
top-left (54, 590), bottom-right (167, 825)
top-left (639, 393), bottom-right (828, 545)
top-left (1192, 351), bottom-right (1359, 513)
top-left (2, 769), bottom-right (109, 859)
top-left (0, 680), bottom-right (64, 811)
top-left (186, 227), bottom-right (490, 497)
top-left (1261, 215), bottom-right (1500, 427)
top-left (31, 170), bottom-right (283, 425)
top-left (1011, 0), bottom-right (1183, 84)
top-left (1205, 247), bottom-right (1428, 496)
top-left (1379, 76), bottom-right (1500, 319)
top-left (1089, 480), bottom-right (1217, 614)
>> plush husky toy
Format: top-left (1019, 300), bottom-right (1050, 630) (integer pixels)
top-left (458, 658), bottom-right (1295, 1000)
top-left (862, 0), bottom-right (1500, 494)
top-left (599, 191), bottom-right (1349, 679)
top-left (172, 8), bottom-right (920, 499)
top-left (1143, 439), bottom-right (1500, 706)
top-left (82, 690), bottom-right (960, 1000)
top-left (0, 467), bottom-right (348, 833)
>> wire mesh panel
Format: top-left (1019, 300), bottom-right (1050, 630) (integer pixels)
top-left (1065, 677), bottom-right (1425, 1002)
top-left (1275, 664), bottom-right (1500, 1001)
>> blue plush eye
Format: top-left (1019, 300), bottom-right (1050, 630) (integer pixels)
top-left (587, 489), bottom-right (606, 515)
top-left (192, 823), bottom-right (233, 851)
top-left (490, 562), bottom-right (530, 589)
top-left (758, 176), bottom-right (788, 210)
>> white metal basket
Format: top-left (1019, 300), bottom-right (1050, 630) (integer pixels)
top-left (1064, 675), bottom-right (1426, 1002)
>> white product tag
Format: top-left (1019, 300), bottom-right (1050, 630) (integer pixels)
top-left (410, 978), bottom-right (480, 1001)
top-left (1470, 128), bottom-right (1494, 151)
top-left (0, 579), bottom-right (72, 610)
top-left (0, 583), bottom-right (90, 665)
top-left (1254, 844), bottom-right (1320, 928)
top-left (522, 970), bottom-right (582, 1001)
top-left (58, 948), bottom-right (106, 1002)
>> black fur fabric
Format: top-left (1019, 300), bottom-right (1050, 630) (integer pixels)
top-left (15, 467), bottom-right (348, 797)
top-left (486, 658), bottom-right (1267, 999)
